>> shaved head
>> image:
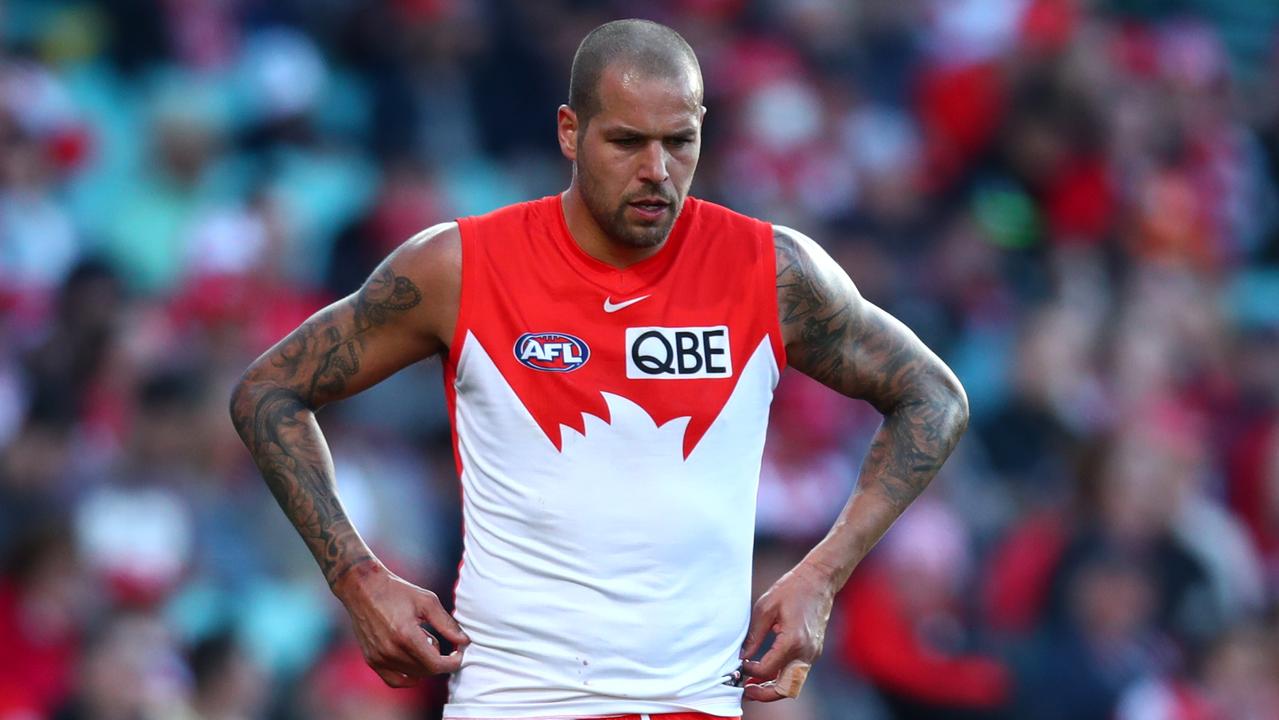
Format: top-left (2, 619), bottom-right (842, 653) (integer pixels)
top-left (557, 19), bottom-right (706, 257)
top-left (569, 19), bottom-right (702, 130)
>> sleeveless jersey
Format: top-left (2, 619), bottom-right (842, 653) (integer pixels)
top-left (442, 194), bottom-right (785, 718)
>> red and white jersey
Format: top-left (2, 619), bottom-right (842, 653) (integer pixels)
top-left (442, 194), bottom-right (785, 718)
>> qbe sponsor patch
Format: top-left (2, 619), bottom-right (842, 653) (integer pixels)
top-left (625, 326), bottom-right (732, 379)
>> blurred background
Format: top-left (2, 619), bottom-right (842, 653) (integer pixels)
top-left (1, 0), bottom-right (1278, 718)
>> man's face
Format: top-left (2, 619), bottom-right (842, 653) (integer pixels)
top-left (561, 64), bottom-right (704, 249)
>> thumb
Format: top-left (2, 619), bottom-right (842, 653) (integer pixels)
top-left (740, 600), bottom-right (775, 660)
top-left (417, 591), bottom-right (471, 646)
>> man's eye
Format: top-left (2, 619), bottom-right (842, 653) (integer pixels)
top-left (613, 137), bottom-right (642, 147)
top-left (667, 137), bottom-right (693, 148)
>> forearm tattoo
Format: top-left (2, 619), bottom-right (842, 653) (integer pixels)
top-left (774, 229), bottom-right (966, 511)
top-left (231, 267), bottom-right (423, 584)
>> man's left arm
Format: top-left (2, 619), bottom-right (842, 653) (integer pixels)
top-left (739, 225), bottom-right (970, 701)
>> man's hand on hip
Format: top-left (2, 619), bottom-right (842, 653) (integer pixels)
top-left (739, 561), bottom-right (835, 702)
top-left (332, 561), bottom-right (471, 688)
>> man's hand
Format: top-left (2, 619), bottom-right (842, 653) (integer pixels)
top-left (333, 561), bottom-right (471, 688)
top-left (739, 562), bottom-right (834, 702)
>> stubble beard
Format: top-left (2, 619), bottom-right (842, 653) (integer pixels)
top-left (577, 155), bottom-right (679, 250)
top-left (601, 196), bottom-right (677, 249)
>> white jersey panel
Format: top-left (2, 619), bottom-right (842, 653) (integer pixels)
top-left (443, 332), bottom-right (780, 719)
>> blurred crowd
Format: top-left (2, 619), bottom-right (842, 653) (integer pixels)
top-left (1, 0), bottom-right (1279, 719)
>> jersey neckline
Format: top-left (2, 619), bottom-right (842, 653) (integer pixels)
top-left (549, 192), bottom-right (695, 296)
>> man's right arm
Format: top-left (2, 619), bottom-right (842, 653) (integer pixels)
top-left (228, 222), bottom-right (466, 687)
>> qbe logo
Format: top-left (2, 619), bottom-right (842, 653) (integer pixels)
top-left (625, 326), bottom-right (732, 380)
top-left (514, 332), bottom-right (590, 372)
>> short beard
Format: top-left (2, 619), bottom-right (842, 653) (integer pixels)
top-left (599, 195), bottom-right (675, 249)
top-left (577, 150), bottom-right (679, 250)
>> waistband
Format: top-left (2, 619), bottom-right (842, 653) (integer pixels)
top-left (446, 714), bottom-right (738, 720)
top-left (599, 715), bottom-right (736, 720)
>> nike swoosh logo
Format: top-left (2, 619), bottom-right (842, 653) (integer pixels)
top-left (603, 294), bottom-right (651, 313)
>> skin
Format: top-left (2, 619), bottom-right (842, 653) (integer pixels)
top-left (736, 224), bottom-right (968, 701)
top-left (558, 63), bottom-right (704, 267)
top-left (230, 223), bottom-right (465, 688)
top-left (230, 54), bottom-right (968, 699)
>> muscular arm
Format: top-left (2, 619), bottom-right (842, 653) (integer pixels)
top-left (229, 224), bottom-right (467, 687)
top-left (775, 224), bottom-right (969, 585)
top-left (229, 223), bottom-right (458, 587)
top-left (740, 225), bottom-right (968, 700)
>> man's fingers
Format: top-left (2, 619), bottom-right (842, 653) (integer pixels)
top-left (405, 628), bottom-right (465, 674)
top-left (740, 601), bottom-right (775, 660)
top-left (397, 626), bottom-right (447, 674)
top-left (740, 658), bottom-right (813, 701)
top-left (743, 681), bottom-right (786, 703)
top-left (371, 649), bottom-right (432, 678)
top-left (416, 592), bottom-right (471, 647)
top-left (373, 667), bottom-right (422, 688)
top-left (432, 648), bottom-right (464, 674)
top-left (369, 632), bottom-right (450, 678)
top-left (774, 660), bottom-right (811, 698)
top-left (741, 635), bottom-right (794, 681)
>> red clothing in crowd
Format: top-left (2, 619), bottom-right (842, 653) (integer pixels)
top-left (840, 565), bottom-right (1010, 710)
top-left (0, 583), bottom-right (77, 716)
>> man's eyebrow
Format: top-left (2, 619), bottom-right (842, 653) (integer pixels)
top-left (599, 125), bottom-right (651, 137)
top-left (600, 126), bottom-right (698, 138)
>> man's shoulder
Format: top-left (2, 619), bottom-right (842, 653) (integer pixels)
top-left (392, 221), bottom-right (462, 292)
top-left (685, 195), bottom-right (770, 230)
top-left (682, 197), bottom-right (776, 269)
top-left (460, 195), bottom-right (559, 229)
top-left (401, 221), bottom-right (461, 260)
top-left (394, 195), bottom-right (558, 294)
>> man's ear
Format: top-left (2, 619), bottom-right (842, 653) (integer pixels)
top-left (557, 105), bottom-right (579, 162)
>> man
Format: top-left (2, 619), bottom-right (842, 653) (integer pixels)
top-left (230, 18), bottom-right (968, 720)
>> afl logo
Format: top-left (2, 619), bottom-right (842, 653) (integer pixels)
top-left (514, 332), bottom-right (590, 372)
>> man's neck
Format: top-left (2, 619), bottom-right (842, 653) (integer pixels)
top-left (560, 187), bottom-right (665, 269)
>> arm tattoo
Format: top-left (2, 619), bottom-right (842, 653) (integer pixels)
top-left (232, 268), bottom-right (423, 584)
top-left (269, 268), bottom-right (424, 406)
top-left (775, 228), bottom-right (967, 511)
top-left (775, 233), bottom-right (853, 389)
top-left (236, 387), bottom-right (371, 584)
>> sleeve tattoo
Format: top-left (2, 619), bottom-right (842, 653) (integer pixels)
top-left (230, 267), bottom-right (424, 585)
top-left (774, 228), bottom-right (967, 511)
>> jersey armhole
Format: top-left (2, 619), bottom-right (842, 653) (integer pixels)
top-left (763, 222), bottom-right (788, 373)
top-left (446, 216), bottom-right (474, 373)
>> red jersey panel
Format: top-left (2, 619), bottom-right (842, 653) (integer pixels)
top-left (441, 194), bottom-right (783, 719)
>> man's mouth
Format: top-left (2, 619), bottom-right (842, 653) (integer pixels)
top-left (628, 197), bottom-right (670, 220)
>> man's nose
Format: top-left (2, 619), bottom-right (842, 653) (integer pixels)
top-left (636, 141), bottom-right (670, 185)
